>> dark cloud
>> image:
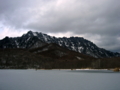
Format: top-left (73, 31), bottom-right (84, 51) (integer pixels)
top-left (0, 0), bottom-right (120, 52)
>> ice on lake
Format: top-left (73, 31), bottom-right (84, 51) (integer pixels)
top-left (0, 69), bottom-right (120, 90)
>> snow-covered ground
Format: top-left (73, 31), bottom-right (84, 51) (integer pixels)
top-left (0, 69), bottom-right (120, 90)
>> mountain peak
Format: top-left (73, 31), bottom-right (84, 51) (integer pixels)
top-left (27, 30), bottom-right (34, 36)
top-left (28, 30), bottom-right (33, 33)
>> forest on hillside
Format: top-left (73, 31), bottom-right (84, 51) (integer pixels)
top-left (0, 49), bottom-right (120, 69)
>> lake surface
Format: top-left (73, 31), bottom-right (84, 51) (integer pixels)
top-left (0, 69), bottom-right (120, 90)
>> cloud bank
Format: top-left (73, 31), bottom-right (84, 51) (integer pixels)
top-left (0, 0), bottom-right (120, 52)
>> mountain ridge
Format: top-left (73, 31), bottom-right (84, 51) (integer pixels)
top-left (0, 30), bottom-right (120, 58)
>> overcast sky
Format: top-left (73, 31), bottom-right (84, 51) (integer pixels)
top-left (0, 0), bottom-right (120, 52)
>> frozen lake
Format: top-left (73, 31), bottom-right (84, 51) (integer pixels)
top-left (0, 69), bottom-right (120, 90)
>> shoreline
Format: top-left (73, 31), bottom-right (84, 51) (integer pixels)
top-left (0, 68), bottom-right (119, 71)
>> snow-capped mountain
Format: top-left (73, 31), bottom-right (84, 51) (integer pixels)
top-left (0, 31), bottom-right (120, 58)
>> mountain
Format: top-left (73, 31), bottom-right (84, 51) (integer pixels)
top-left (0, 44), bottom-right (120, 69)
top-left (0, 44), bottom-right (97, 69)
top-left (30, 43), bottom-right (95, 60)
top-left (0, 31), bottom-right (120, 58)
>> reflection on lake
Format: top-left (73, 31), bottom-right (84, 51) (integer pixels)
top-left (0, 69), bottom-right (120, 90)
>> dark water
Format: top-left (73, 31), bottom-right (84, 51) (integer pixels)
top-left (0, 69), bottom-right (120, 90)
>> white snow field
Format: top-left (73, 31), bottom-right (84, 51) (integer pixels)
top-left (0, 69), bottom-right (120, 90)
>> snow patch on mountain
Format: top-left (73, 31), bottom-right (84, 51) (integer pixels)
top-left (76, 56), bottom-right (82, 60)
top-left (33, 32), bottom-right (37, 36)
